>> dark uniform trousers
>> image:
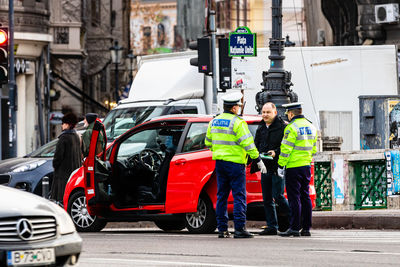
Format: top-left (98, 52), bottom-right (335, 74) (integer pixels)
top-left (285, 165), bottom-right (312, 231)
top-left (215, 160), bottom-right (246, 232)
top-left (261, 171), bottom-right (291, 230)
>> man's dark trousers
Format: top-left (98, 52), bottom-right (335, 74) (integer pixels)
top-left (215, 160), bottom-right (246, 232)
top-left (285, 165), bottom-right (312, 231)
top-left (261, 171), bottom-right (291, 230)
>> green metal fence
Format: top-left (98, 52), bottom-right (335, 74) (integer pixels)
top-left (314, 162), bottom-right (332, 210)
top-left (353, 160), bottom-right (387, 210)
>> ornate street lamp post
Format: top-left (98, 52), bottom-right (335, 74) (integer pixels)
top-left (255, 0), bottom-right (298, 117)
top-left (110, 40), bottom-right (123, 102)
top-left (127, 50), bottom-right (135, 85)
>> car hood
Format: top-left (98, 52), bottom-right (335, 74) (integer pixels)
top-left (0, 157), bottom-right (50, 173)
top-left (0, 186), bottom-right (59, 217)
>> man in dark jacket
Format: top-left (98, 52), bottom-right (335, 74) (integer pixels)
top-left (253, 102), bottom-right (291, 235)
top-left (51, 113), bottom-right (82, 204)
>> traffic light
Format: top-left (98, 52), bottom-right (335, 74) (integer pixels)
top-left (0, 27), bottom-right (8, 84)
top-left (218, 38), bottom-right (231, 91)
top-left (189, 37), bottom-right (212, 75)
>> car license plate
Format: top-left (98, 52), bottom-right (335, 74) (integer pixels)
top-left (7, 248), bottom-right (55, 266)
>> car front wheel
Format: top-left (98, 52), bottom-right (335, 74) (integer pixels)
top-left (67, 190), bottom-right (107, 232)
top-left (185, 194), bottom-right (216, 234)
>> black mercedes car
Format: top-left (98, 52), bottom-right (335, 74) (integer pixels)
top-left (0, 139), bottom-right (57, 196)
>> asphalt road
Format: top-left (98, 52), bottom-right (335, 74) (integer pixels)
top-left (78, 228), bottom-right (400, 266)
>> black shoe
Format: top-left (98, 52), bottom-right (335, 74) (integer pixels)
top-left (218, 231), bottom-right (231, 238)
top-left (234, 229), bottom-right (254, 238)
top-left (259, 228), bottom-right (277, 235)
top-left (300, 229), bottom-right (311, 236)
top-left (278, 229), bottom-right (300, 237)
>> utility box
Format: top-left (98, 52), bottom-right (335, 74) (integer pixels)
top-left (359, 95), bottom-right (400, 149)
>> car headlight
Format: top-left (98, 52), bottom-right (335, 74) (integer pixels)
top-left (12, 160), bottom-right (47, 173)
top-left (50, 202), bottom-right (76, 235)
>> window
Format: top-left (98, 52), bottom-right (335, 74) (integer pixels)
top-left (117, 127), bottom-right (184, 160)
top-left (157, 23), bottom-right (165, 46)
top-left (182, 123), bottom-right (209, 153)
top-left (91, 0), bottom-right (101, 27)
top-left (170, 106), bottom-right (198, 115)
top-left (103, 106), bottom-right (167, 141)
top-left (143, 26), bottom-right (152, 52)
top-left (29, 139), bottom-right (58, 158)
top-left (54, 27), bottom-right (69, 44)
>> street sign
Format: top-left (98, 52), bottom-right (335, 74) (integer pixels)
top-left (229, 26), bottom-right (257, 57)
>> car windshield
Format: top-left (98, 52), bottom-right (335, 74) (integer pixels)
top-left (28, 139), bottom-right (58, 158)
top-left (103, 106), bottom-right (168, 141)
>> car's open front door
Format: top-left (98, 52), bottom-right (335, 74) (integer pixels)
top-left (83, 120), bottom-right (109, 213)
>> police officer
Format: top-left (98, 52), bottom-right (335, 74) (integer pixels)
top-left (205, 92), bottom-right (267, 238)
top-left (277, 102), bottom-right (317, 237)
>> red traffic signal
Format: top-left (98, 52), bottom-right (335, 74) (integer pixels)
top-left (189, 37), bottom-right (212, 75)
top-left (0, 30), bottom-right (7, 46)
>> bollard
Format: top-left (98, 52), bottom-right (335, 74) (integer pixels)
top-left (42, 176), bottom-right (49, 199)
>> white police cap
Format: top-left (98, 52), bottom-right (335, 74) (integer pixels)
top-left (282, 102), bottom-right (303, 110)
top-left (221, 92), bottom-right (243, 106)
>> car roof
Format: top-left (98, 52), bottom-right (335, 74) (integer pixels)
top-left (149, 114), bottom-right (262, 123)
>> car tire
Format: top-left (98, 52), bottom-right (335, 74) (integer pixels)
top-left (185, 194), bottom-right (217, 234)
top-left (67, 190), bottom-right (107, 232)
top-left (154, 219), bottom-right (186, 232)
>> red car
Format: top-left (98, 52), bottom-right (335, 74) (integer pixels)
top-left (63, 115), bottom-right (316, 233)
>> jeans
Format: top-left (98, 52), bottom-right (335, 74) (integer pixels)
top-left (215, 160), bottom-right (246, 232)
top-left (285, 165), bottom-right (312, 231)
top-left (261, 171), bottom-right (291, 230)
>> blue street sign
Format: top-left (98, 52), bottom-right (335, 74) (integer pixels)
top-left (229, 26), bottom-right (257, 57)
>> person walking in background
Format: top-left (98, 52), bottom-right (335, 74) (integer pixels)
top-left (51, 112), bottom-right (82, 204)
top-left (205, 92), bottom-right (267, 239)
top-left (277, 102), bottom-right (317, 237)
top-left (253, 102), bottom-right (291, 235)
top-left (81, 113), bottom-right (98, 157)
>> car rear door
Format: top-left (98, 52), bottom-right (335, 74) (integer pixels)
top-left (84, 120), bottom-right (108, 210)
top-left (166, 122), bottom-right (214, 213)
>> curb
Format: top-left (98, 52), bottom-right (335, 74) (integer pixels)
top-left (105, 210), bottom-right (400, 230)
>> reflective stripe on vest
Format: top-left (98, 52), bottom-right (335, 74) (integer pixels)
top-left (294, 146), bottom-right (313, 151)
top-left (212, 140), bottom-right (237, 146)
top-left (238, 132), bottom-right (253, 144)
top-left (280, 152), bottom-right (290, 158)
top-left (244, 143), bottom-right (256, 151)
top-left (282, 139), bottom-right (295, 147)
top-left (211, 128), bottom-right (235, 135)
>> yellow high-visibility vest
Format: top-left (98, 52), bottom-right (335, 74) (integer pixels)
top-left (205, 113), bottom-right (259, 164)
top-left (278, 116), bottom-right (317, 169)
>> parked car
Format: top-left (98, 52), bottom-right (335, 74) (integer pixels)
top-left (0, 139), bottom-right (58, 196)
top-left (63, 115), bottom-right (317, 233)
top-left (0, 128), bottom-right (87, 196)
top-left (0, 185), bottom-right (82, 266)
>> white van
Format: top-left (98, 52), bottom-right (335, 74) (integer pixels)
top-left (103, 51), bottom-right (207, 142)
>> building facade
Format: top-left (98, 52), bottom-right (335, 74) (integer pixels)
top-left (130, 0), bottom-right (176, 55)
top-left (0, 0), bottom-right (131, 158)
top-left (50, 0), bottom-right (131, 139)
top-left (304, 0), bottom-right (400, 46)
top-left (0, 0), bottom-right (52, 158)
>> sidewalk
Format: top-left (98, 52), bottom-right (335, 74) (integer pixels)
top-left (246, 209), bottom-right (400, 230)
top-left (106, 209), bottom-right (400, 230)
